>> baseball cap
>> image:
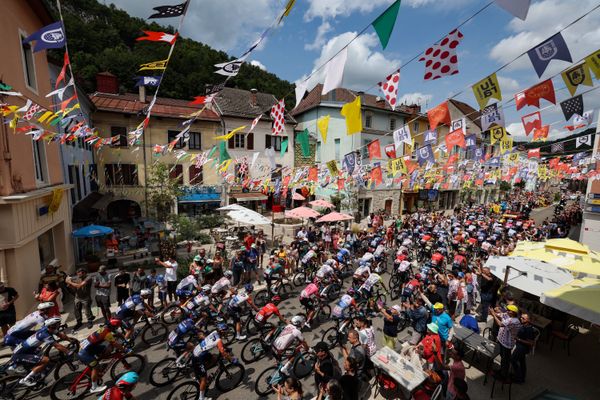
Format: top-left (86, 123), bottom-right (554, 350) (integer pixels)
top-left (194, 255), bottom-right (202, 262)
top-left (433, 302), bottom-right (444, 310)
top-left (506, 304), bottom-right (519, 313)
top-left (392, 305), bottom-right (402, 313)
top-left (427, 323), bottom-right (439, 334)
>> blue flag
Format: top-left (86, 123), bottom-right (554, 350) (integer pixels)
top-left (343, 152), bottom-right (356, 174)
top-left (417, 144), bottom-right (434, 166)
top-left (527, 32), bottom-right (572, 78)
top-left (134, 76), bottom-right (162, 87)
top-left (473, 146), bottom-right (485, 162)
top-left (465, 134), bottom-right (477, 148)
top-left (22, 21), bottom-right (66, 52)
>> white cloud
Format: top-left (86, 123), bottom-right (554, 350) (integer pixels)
top-left (304, 0), bottom-right (393, 21)
top-left (305, 21), bottom-right (333, 51)
top-left (296, 32), bottom-right (401, 92)
top-left (403, 0), bottom-right (475, 8)
top-left (250, 60), bottom-right (267, 71)
top-left (489, 0), bottom-right (600, 74)
top-left (107, 0), bottom-right (277, 52)
top-left (497, 75), bottom-right (520, 92)
top-left (398, 92), bottom-right (433, 107)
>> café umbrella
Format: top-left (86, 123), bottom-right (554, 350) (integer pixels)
top-left (541, 277), bottom-right (600, 325)
top-left (227, 209), bottom-right (271, 225)
top-left (316, 211), bottom-right (353, 223)
top-left (310, 199), bottom-right (335, 209)
top-left (285, 206), bottom-right (321, 219)
top-left (72, 224), bottom-right (114, 238)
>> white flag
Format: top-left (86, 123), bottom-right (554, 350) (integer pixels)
top-left (295, 81), bottom-right (308, 109)
top-left (322, 48), bottom-right (348, 95)
top-left (574, 110), bottom-right (594, 128)
top-left (214, 57), bottom-right (246, 77)
top-left (576, 134), bottom-right (591, 148)
top-left (393, 125), bottom-right (412, 150)
top-left (495, 0), bottom-right (530, 21)
top-left (264, 147), bottom-right (276, 169)
top-left (250, 151), bottom-right (260, 168)
top-left (249, 115), bottom-right (261, 133)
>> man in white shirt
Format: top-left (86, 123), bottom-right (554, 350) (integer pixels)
top-left (155, 256), bottom-right (179, 302)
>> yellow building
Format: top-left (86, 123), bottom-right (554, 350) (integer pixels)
top-left (90, 74), bottom-right (222, 219)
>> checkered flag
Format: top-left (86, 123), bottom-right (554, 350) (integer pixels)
top-left (149, 1), bottom-right (188, 18)
top-left (270, 98), bottom-right (285, 135)
top-left (560, 95), bottom-right (584, 121)
top-left (551, 142), bottom-right (564, 153)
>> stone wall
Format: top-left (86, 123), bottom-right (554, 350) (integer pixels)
top-left (361, 188), bottom-right (402, 216)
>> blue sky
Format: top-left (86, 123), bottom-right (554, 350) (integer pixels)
top-left (107, 0), bottom-right (600, 141)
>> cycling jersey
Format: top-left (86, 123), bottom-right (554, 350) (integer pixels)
top-left (98, 386), bottom-right (133, 400)
top-left (360, 252), bottom-right (374, 263)
top-left (453, 255), bottom-right (467, 266)
top-left (332, 294), bottom-right (356, 318)
top-left (255, 303), bottom-right (281, 323)
top-left (116, 295), bottom-right (144, 318)
top-left (336, 248), bottom-right (350, 262)
top-left (316, 265), bottom-right (334, 279)
top-left (14, 327), bottom-right (56, 355)
top-left (354, 265), bottom-right (371, 277)
top-left (228, 291), bottom-right (251, 308)
top-left (264, 263), bottom-right (283, 277)
top-left (360, 273), bottom-right (381, 292)
top-left (81, 327), bottom-right (117, 350)
top-left (402, 279), bottom-right (421, 297)
top-left (431, 253), bottom-right (444, 263)
top-left (211, 277), bottom-right (231, 294)
top-left (396, 260), bottom-right (411, 272)
top-left (168, 318), bottom-right (197, 348)
top-left (301, 250), bottom-right (316, 264)
top-left (184, 293), bottom-right (211, 311)
top-left (272, 324), bottom-right (303, 352)
top-left (373, 245), bottom-right (385, 258)
top-left (176, 275), bottom-right (198, 292)
top-left (7, 311), bottom-right (45, 335)
top-left (300, 283), bottom-right (319, 300)
top-left (192, 331), bottom-right (223, 357)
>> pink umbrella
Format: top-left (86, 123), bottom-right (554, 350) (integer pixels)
top-left (292, 192), bottom-right (306, 201)
top-left (316, 211), bottom-right (353, 223)
top-left (285, 206), bottom-right (321, 219)
top-left (310, 199), bottom-right (335, 209)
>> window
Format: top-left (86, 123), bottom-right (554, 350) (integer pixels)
top-left (20, 32), bottom-right (37, 91)
top-left (365, 114), bottom-right (372, 128)
top-left (68, 165), bottom-right (82, 204)
top-left (389, 118), bottom-right (396, 131)
top-left (334, 139), bottom-right (341, 160)
top-left (189, 165), bottom-right (203, 185)
top-left (361, 139), bottom-right (369, 160)
top-left (188, 132), bottom-right (201, 150)
top-left (169, 164), bottom-right (184, 185)
top-left (32, 138), bottom-right (47, 185)
top-left (104, 164), bottom-right (138, 186)
top-left (38, 229), bottom-right (55, 271)
top-left (167, 130), bottom-right (185, 149)
top-left (316, 142), bottom-right (321, 162)
top-left (413, 121), bottom-right (419, 133)
top-left (110, 126), bottom-right (128, 147)
top-left (228, 132), bottom-right (253, 149)
top-left (266, 135), bottom-right (288, 152)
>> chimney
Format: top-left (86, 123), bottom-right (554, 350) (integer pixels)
top-left (250, 88), bottom-right (258, 107)
top-left (95, 72), bottom-right (119, 94)
top-left (407, 103), bottom-right (422, 114)
top-left (375, 96), bottom-right (386, 108)
top-left (138, 85), bottom-right (146, 103)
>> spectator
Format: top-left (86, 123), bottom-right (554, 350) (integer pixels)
top-left (230, 249), bottom-right (246, 286)
top-left (66, 268), bottom-right (94, 331)
top-left (340, 357), bottom-right (360, 400)
top-left (212, 251), bottom-right (224, 278)
top-left (490, 304), bottom-right (521, 379)
top-left (0, 281), bottom-right (19, 335)
top-left (38, 259), bottom-right (66, 312)
top-left (450, 378), bottom-right (470, 400)
top-left (424, 284), bottom-right (443, 306)
top-left (35, 281), bottom-right (60, 317)
top-left (155, 256), bottom-right (178, 302)
top-left (380, 305), bottom-right (402, 350)
top-left (478, 267), bottom-right (495, 322)
top-left (418, 323), bottom-right (443, 370)
top-left (405, 297), bottom-right (428, 345)
top-left (444, 348), bottom-right (466, 400)
top-left (355, 316), bottom-right (377, 358)
top-left (146, 269), bottom-right (158, 306)
top-left (275, 377), bottom-right (303, 400)
top-left (511, 313), bottom-right (536, 383)
top-left (94, 265), bottom-right (112, 322)
top-left (313, 341), bottom-right (335, 392)
top-left (130, 268), bottom-right (146, 296)
top-left (114, 265), bottom-right (130, 306)
top-left (459, 309), bottom-right (480, 334)
top-left (342, 329), bottom-right (366, 378)
top-left (189, 254), bottom-right (204, 276)
top-left (245, 243), bottom-right (260, 285)
top-left (318, 379), bottom-right (343, 400)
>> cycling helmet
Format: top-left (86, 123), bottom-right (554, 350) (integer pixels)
top-left (38, 302), bottom-right (55, 311)
top-left (44, 317), bottom-right (62, 327)
top-left (216, 322), bottom-right (228, 331)
top-left (269, 254), bottom-right (276, 259)
top-left (140, 289), bottom-right (151, 297)
top-left (271, 295), bottom-right (281, 304)
top-left (116, 371), bottom-right (139, 388)
top-left (108, 318), bottom-right (122, 329)
top-left (291, 315), bottom-right (305, 327)
top-left (202, 284), bottom-right (211, 293)
top-left (224, 270), bottom-right (233, 278)
top-left (244, 283), bottom-right (254, 293)
top-left (415, 273), bottom-right (423, 280)
top-left (347, 288), bottom-right (356, 296)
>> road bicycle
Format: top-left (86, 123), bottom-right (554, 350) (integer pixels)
top-left (254, 279), bottom-right (294, 307)
top-left (240, 324), bottom-right (284, 363)
top-left (254, 345), bottom-right (316, 396)
top-left (298, 299), bottom-right (331, 329)
top-left (124, 315), bottom-right (168, 348)
top-left (321, 311), bottom-right (360, 350)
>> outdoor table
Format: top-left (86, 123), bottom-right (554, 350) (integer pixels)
top-left (453, 325), bottom-right (476, 341)
top-left (370, 346), bottom-right (427, 395)
top-left (453, 331), bottom-right (499, 384)
top-left (531, 313), bottom-right (552, 342)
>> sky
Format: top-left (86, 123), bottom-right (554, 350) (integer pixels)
top-left (105, 0), bottom-right (600, 142)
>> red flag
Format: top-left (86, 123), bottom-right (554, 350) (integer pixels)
top-left (521, 111), bottom-right (541, 136)
top-left (136, 30), bottom-right (178, 45)
top-left (60, 94), bottom-right (77, 112)
top-left (427, 101), bottom-right (451, 129)
top-left (549, 158), bottom-right (560, 168)
top-left (56, 52), bottom-right (70, 89)
top-left (371, 165), bottom-right (383, 186)
top-left (532, 125), bottom-right (549, 141)
top-left (447, 153), bottom-right (459, 165)
top-left (404, 156), bottom-right (417, 174)
top-left (367, 139), bottom-right (381, 160)
top-left (308, 167), bottom-right (318, 182)
top-left (515, 79), bottom-right (556, 110)
top-left (189, 94), bottom-right (214, 105)
top-left (384, 144), bottom-right (396, 159)
top-left (337, 178), bottom-right (345, 191)
top-left (528, 148), bottom-right (540, 159)
top-left (445, 128), bottom-right (466, 149)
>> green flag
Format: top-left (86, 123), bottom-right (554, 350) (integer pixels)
top-left (372, 0), bottom-right (401, 50)
top-left (280, 138), bottom-right (289, 157)
top-left (298, 129), bottom-right (311, 157)
top-left (219, 141), bottom-right (231, 163)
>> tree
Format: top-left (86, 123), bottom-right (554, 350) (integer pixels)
top-left (146, 162), bottom-right (182, 222)
top-left (168, 214), bottom-right (198, 242)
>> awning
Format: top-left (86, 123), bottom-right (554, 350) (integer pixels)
top-left (230, 192), bottom-right (267, 202)
top-left (178, 192), bottom-right (221, 203)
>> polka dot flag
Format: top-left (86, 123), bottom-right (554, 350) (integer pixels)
top-left (419, 29), bottom-right (463, 80)
top-left (378, 69), bottom-right (400, 110)
top-left (271, 98), bottom-right (286, 135)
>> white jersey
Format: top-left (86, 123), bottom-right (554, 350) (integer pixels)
top-left (192, 331), bottom-right (221, 357)
top-left (316, 265), bottom-right (334, 279)
top-left (360, 252), bottom-right (374, 263)
top-left (176, 275), bottom-right (198, 291)
top-left (397, 260), bottom-right (411, 272)
top-left (301, 250), bottom-right (316, 264)
top-left (8, 311), bottom-right (45, 335)
top-left (332, 294), bottom-right (354, 318)
top-left (402, 238), bottom-right (413, 247)
top-left (211, 277), bottom-right (231, 294)
top-left (273, 324), bottom-right (304, 352)
top-left (374, 245), bottom-right (385, 258)
top-left (185, 294), bottom-right (211, 311)
top-left (361, 273), bottom-right (381, 291)
top-left (354, 265), bottom-right (371, 277)
top-left (228, 291), bottom-right (249, 308)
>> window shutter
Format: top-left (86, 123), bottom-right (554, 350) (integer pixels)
top-left (247, 132), bottom-right (254, 150)
top-left (228, 135), bottom-right (235, 149)
top-left (265, 134), bottom-right (271, 149)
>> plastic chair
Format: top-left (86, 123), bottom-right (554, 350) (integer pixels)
top-left (550, 323), bottom-right (580, 356)
top-left (490, 370), bottom-right (512, 399)
top-left (430, 384), bottom-right (443, 400)
top-left (530, 327), bottom-right (541, 356)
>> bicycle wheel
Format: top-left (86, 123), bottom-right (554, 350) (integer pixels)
top-left (50, 373), bottom-right (91, 400)
top-left (243, 315), bottom-right (264, 337)
top-left (317, 305), bottom-right (331, 324)
top-left (0, 375), bottom-right (31, 400)
top-left (218, 323), bottom-right (236, 346)
top-left (253, 290), bottom-right (269, 307)
top-left (292, 272), bottom-right (305, 287)
top-left (293, 352), bottom-right (316, 379)
top-left (279, 283), bottom-right (294, 299)
top-left (110, 354), bottom-right (146, 381)
top-left (389, 276), bottom-right (402, 300)
top-left (141, 322), bottom-right (168, 346)
top-left (255, 366), bottom-right (278, 396)
top-left (322, 326), bottom-right (339, 350)
top-left (241, 338), bottom-right (266, 363)
top-left (166, 380), bottom-right (199, 400)
top-left (375, 292), bottom-right (387, 305)
top-left (162, 305), bottom-right (185, 325)
top-left (215, 363), bottom-right (245, 392)
top-left (327, 284), bottom-right (341, 301)
top-left (149, 357), bottom-right (181, 387)
top-left (53, 357), bottom-right (84, 380)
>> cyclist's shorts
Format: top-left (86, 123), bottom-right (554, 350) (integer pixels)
top-left (191, 351), bottom-right (210, 378)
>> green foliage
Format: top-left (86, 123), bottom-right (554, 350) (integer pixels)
top-left (513, 180), bottom-right (526, 189)
top-left (169, 214), bottom-right (198, 242)
top-left (197, 232), bottom-right (212, 244)
top-left (554, 192), bottom-right (561, 202)
top-left (330, 194), bottom-right (344, 212)
top-left (196, 214), bottom-right (227, 229)
top-left (44, 0), bottom-right (294, 102)
top-left (176, 256), bottom-right (194, 281)
top-left (499, 181), bottom-right (512, 192)
top-left (146, 162), bottom-right (183, 222)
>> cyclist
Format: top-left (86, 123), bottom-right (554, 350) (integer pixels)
top-left (332, 289), bottom-right (357, 320)
top-left (300, 246), bottom-right (318, 271)
top-left (211, 271), bottom-right (233, 298)
top-left (97, 371), bottom-right (139, 400)
top-left (77, 318), bottom-right (127, 394)
top-left (228, 284), bottom-right (259, 341)
top-left (254, 296), bottom-right (287, 326)
top-left (176, 273), bottom-right (200, 300)
top-left (263, 256), bottom-right (285, 294)
top-left (4, 302), bottom-right (54, 348)
top-left (315, 261), bottom-right (335, 284)
top-left (183, 285), bottom-right (218, 316)
top-left (115, 289), bottom-right (154, 339)
top-left (14, 317), bottom-right (77, 387)
top-left (358, 272), bottom-right (386, 313)
top-left (336, 245), bottom-right (351, 267)
top-left (400, 274), bottom-right (422, 302)
top-left (168, 317), bottom-right (202, 367)
top-left (299, 282), bottom-right (320, 329)
top-left (272, 315), bottom-right (309, 376)
top-left (191, 326), bottom-right (235, 400)
top-left (353, 262), bottom-right (371, 288)
top-left (154, 273), bottom-right (168, 309)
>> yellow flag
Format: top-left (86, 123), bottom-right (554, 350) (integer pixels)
top-left (219, 159), bottom-right (232, 173)
top-left (390, 157), bottom-right (407, 176)
top-left (561, 62), bottom-right (593, 96)
top-left (2, 106), bottom-right (18, 117)
top-left (139, 58), bottom-right (169, 71)
top-left (472, 73), bottom-right (502, 109)
top-left (317, 115), bottom-right (330, 143)
top-left (214, 125), bottom-right (246, 141)
top-left (490, 126), bottom-right (506, 145)
top-left (283, 0), bottom-right (296, 16)
top-left (326, 160), bottom-right (339, 176)
top-left (500, 137), bottom-right (513, 154)
top-left (38, 111), bottom-right (54, 123)
top-left (585, 49), bottom-right (600, 79)
top-left (340, 96), bottom-right (362, 135)
top-left (509, 153), bottom-right (519, 163)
